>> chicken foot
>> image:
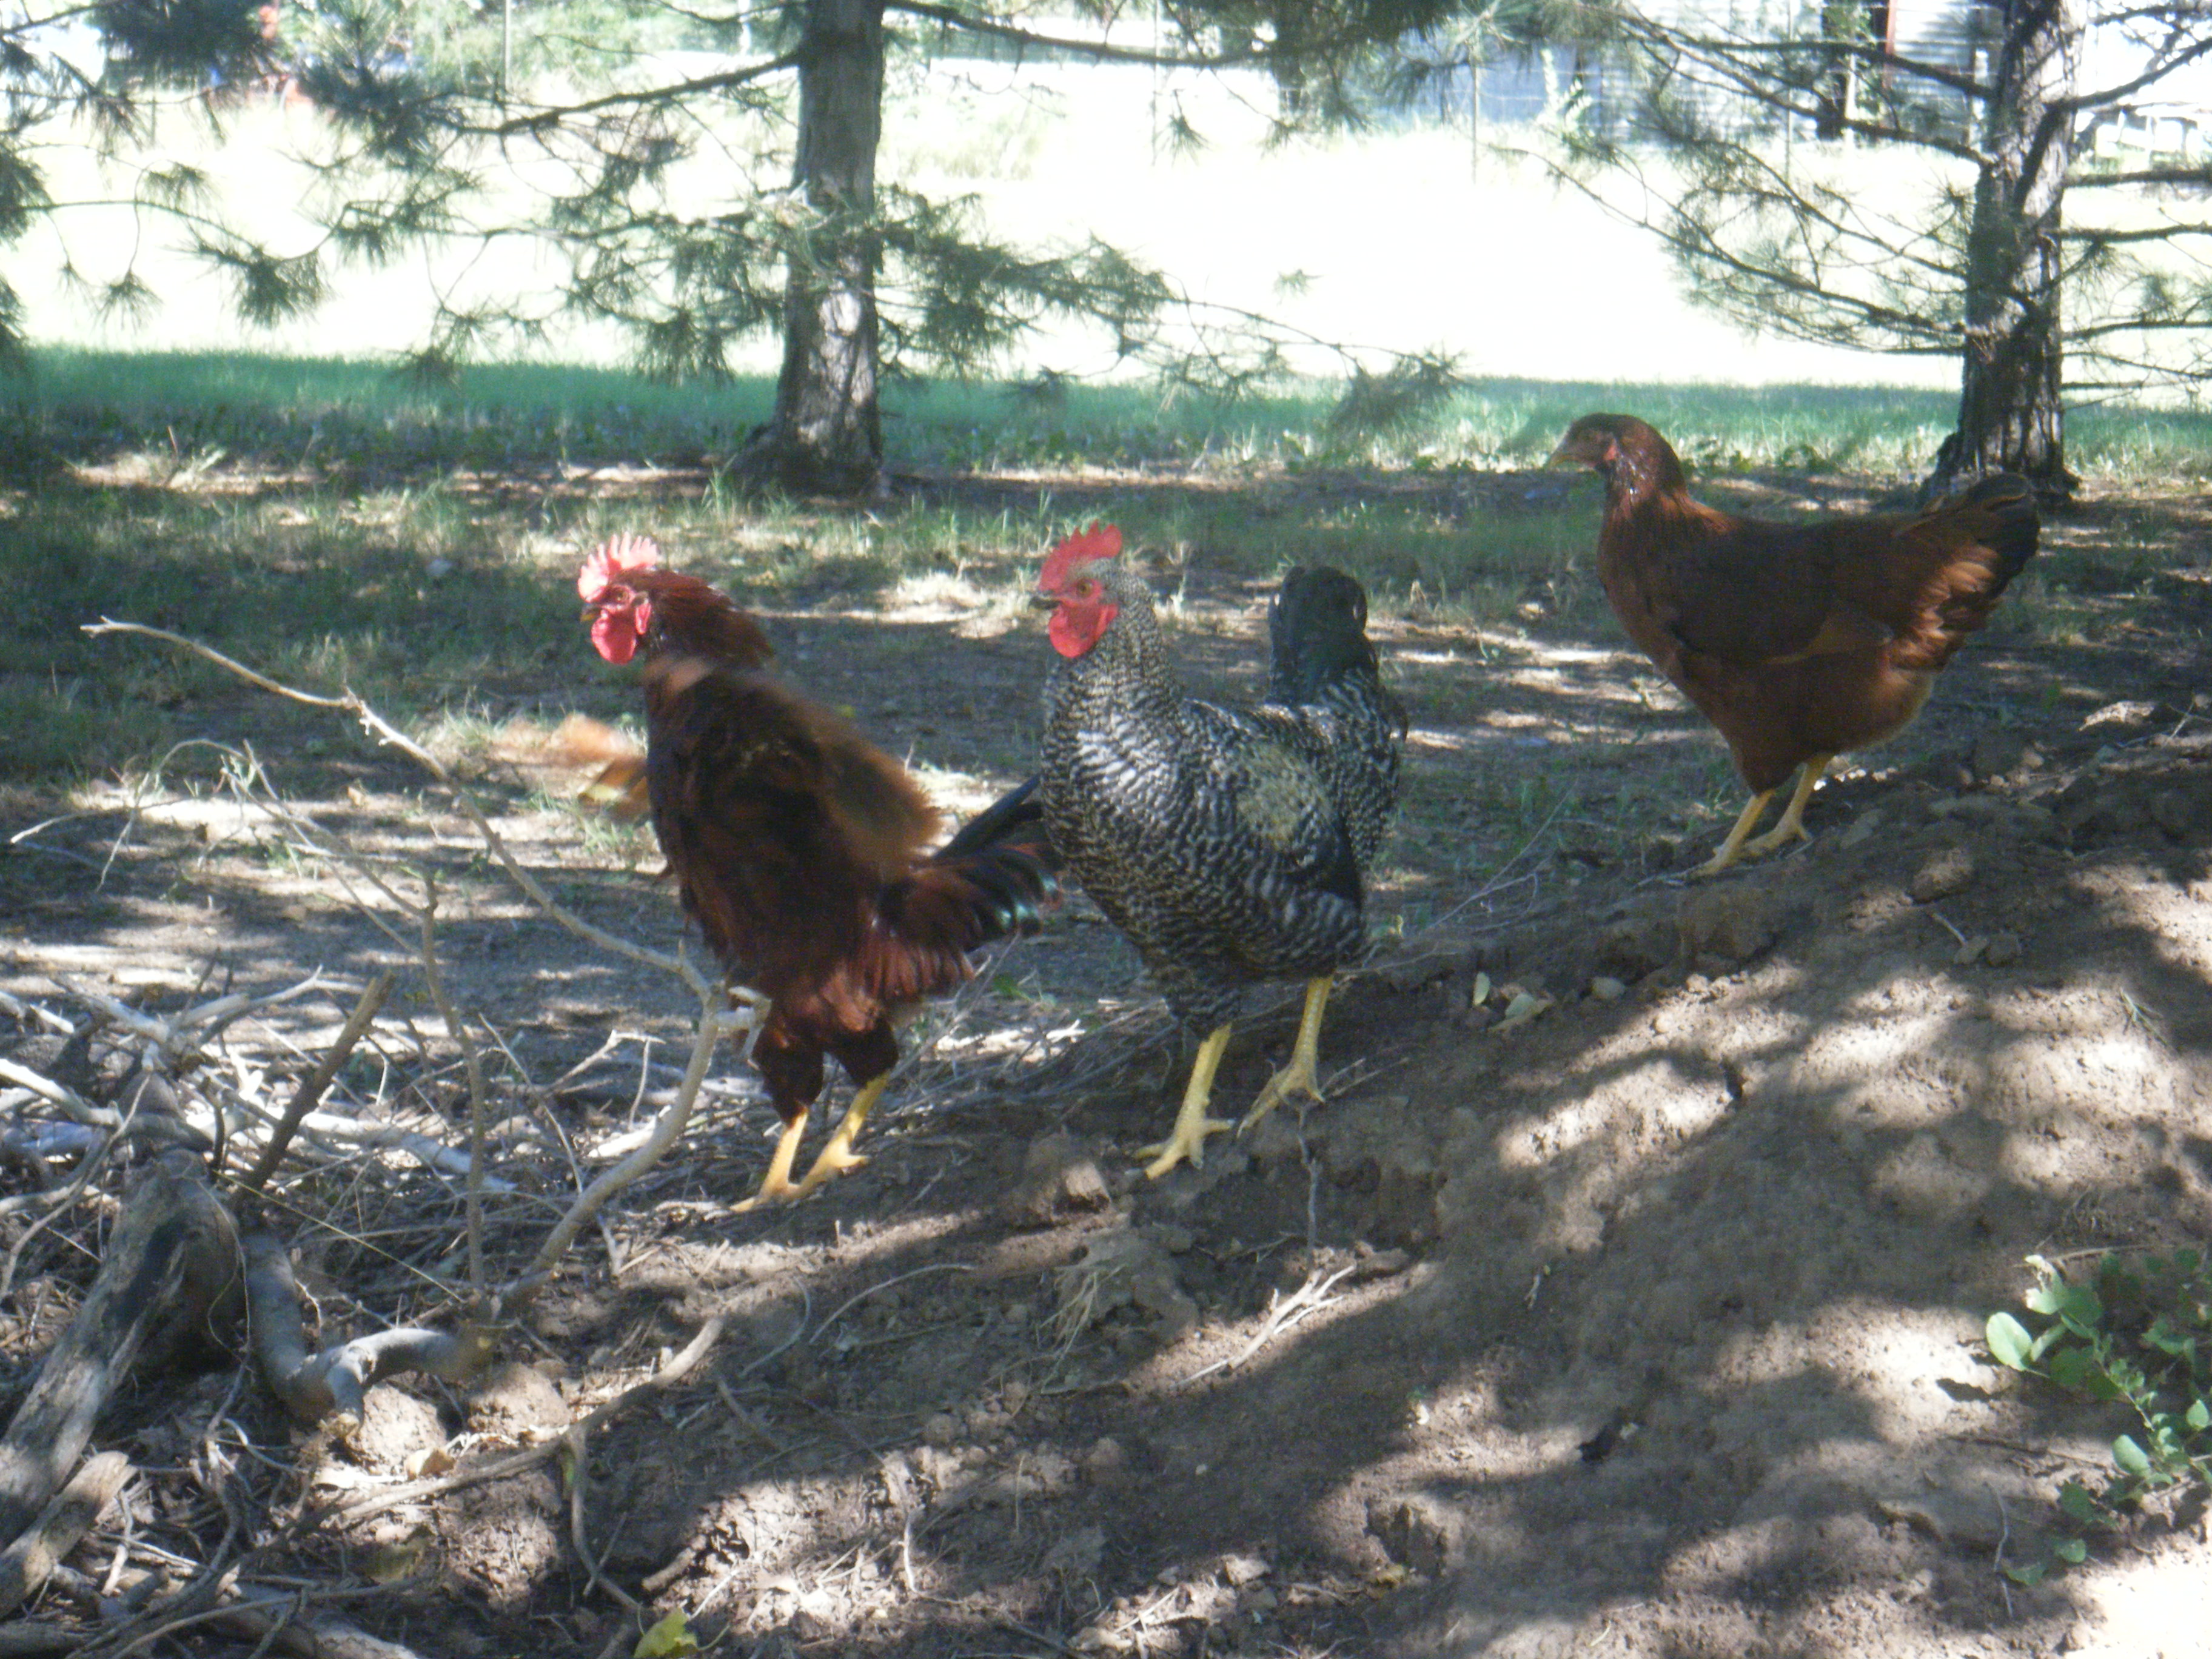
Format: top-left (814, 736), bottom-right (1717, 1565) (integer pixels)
top-left (1242, 976), bottom-right (1333, 1133)
top-left (1139, 1024), bottom-right (1237, 1180)
top-left (732, 1107), bottom-right (813, 1210)
top-left (729, 1073), bottom-right (892, 1208)
top-left (1695, 754), bottom-right (1831, 876)
top-left (1741, 754), bottom-right (1831, 858)
top-left (791, 1074), bottom-right (890, 1199)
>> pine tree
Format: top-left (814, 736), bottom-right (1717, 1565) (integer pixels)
top-left (1529, 0), bottom-right (2212, 498)
top-left (0, 0), bottom-right (1472, 492)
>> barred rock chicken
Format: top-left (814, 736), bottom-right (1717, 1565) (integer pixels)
top-left (578, 534), bottom-right (1056, 1206)
top-left (1550, 415), bottom-right (2039, 875)
top-left (1036, 524), bottom-right (1403, 1178)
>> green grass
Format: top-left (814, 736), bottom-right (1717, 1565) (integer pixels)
top-left (4, 346), bottom-right (2205, 793)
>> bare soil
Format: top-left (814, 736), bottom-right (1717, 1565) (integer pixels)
top-left (4, 469), bottom-right (2211, 1658)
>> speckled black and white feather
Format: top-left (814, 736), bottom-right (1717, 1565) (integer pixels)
top-left (1040, 563), bottom-right (1401, 1032)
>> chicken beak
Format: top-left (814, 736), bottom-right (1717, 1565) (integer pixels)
top-left (1543, 441), bottom-right (1576, 469)
top-left (1029, 592), bottom-right (1060, 611)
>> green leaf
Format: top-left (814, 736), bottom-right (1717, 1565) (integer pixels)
top-left (2114, 1435), bottom-right (2153, 1478)
top-left (1986, 1312), bottom-right (2036, 1371)
top-left (635, 1612), bottom-right (699, 1659)
top-left (2187, 1398), bottom-right (2210, 1433)
top-left (2054, 1537), bottom-right (2088, 1564)
top-left (2047, 1347), bottom-right (2096, 1391)
top-left (2057, 1481), bottom-right (2100, 1523)
top-left (2004, 1561), bottom-right (2048, 1586)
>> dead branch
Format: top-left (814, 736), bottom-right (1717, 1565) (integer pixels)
top-left (415, 894), bottom-right (488, 1293)
top-left (0, 1087), bottom-right (144, 1301)
top-left (501, 997), bottom-right (731, 1307)
top-left (0, 1056), bottom-right (118, 1130)
top-left (238, 972), bottom-right (394, 1198)
top-left (567, 1413), bottom-right (641, 1612)
top-left (243, 1231), bottom-right (489, 1430)
top-left (202, 1592), bottom-right (429, 1659)
top-left (329, 1312), bottom-right (728, 1527)
top-left (86, 619), bottom-right (763, 1303)
top-left (1178, 1262), bottom-right (1358, 1387)
top-left (0, 1153), bottom-right (241, 1542)
top-left (0, 1450), bottom-right (132, 1617)
top-left (82, 620), bottom-right (712, 999)
top-left (220, 1092), bottom-right (517, 1193)
top-left (0, 1622), bottom-right (91, 1655)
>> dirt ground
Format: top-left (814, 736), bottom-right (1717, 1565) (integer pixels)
top-left (4, 466), bottom-right (2211, 1658)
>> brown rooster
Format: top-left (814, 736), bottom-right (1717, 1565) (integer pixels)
top-left (1549, 415), bottom-right (2039, 875)
top-left (1036, 525), bottom-right (1403, 1177)
top-left (578, 534), bottom-right (1056, 1206)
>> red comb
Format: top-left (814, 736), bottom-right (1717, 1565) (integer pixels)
top-left (1039, 521), bottom-right (1122, 592)
top-left (579, 532), bottom-right (661, 602)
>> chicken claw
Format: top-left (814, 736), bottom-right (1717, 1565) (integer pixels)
top-left (1242, 976), bottom-right (1333, 1131)
top-left (1697, 755), bottom-right (1831, 875)
top-left (732, 1108), bottom-right (812, 1210)
top-left (1741, 756), bottom-right (1830, 859)
top-left (1139, 1024), bottom-right (1237, 1179)
top-left (790, 1075), bottom-right (888, 1199)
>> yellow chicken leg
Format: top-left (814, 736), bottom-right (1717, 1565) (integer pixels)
top-left (1139, 1023), bottom-right (1238, 1179)
top-left (732, 1105), bottom-right (811, 1210)
top-left (1742, 754), bottom-right (1831, 858)
top-left (1694, 788), bottom-right (1777, 877)
top-left (1243, 976), bottom-right (1333, 1132)
top-left (791, 1074), bottom-right (890, 1199)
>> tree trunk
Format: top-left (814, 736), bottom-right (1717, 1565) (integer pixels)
top-left (1933, 0), bottom-right (2082, 500)
top-left (765, 0), bottom-right (886, 495)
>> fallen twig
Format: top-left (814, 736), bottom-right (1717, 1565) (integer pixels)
top-left (0, 1155), bottom-right (241, 1543)
top-left (84, 620), bottom-right (714, 999)
top-left (328, 1313), bottom-right (728, 1527)
top-left (0, 1057), bottom-right (116, 1131)
top-left (238, 973), bottom-right (394, 1199)
top-left (243, 1230), bottom-right (491, 1430)
top-left (415, 893), bottom-right (488, 1292)
top-left (502, 996), bottom-right (732, 1307)
top-left (1179, 1262), bottom-right (1359, 1387)
top-left (0, 1450), bottom-right (133, 1617)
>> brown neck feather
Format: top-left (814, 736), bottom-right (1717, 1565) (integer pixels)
top-left (632, 570), bottom-right (775, 668)
top-left (1604, 421), bottom-right (1690, 513)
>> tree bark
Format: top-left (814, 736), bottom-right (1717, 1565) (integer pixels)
top-left (764, 0), bottom-right (888, 495)
top-left (0, 1152), bottom-right (240, 1544)
top-left (1934, 0), bottom-right (2083, 500)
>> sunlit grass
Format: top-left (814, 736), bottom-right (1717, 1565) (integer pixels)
top-left (4, 346), bottom-right (2204, 796)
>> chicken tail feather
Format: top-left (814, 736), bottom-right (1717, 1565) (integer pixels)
top-left (865, 839), bottom-right (1059, 1002)
top-left (1957, 472), bottom-right (2040, 589)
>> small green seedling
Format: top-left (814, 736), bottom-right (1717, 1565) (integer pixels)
top-left (1986, 1248), bottom-right (2212, 1581)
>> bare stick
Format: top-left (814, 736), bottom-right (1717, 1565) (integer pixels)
top-left (328, 1315), bottom-right (727, 1526)
top-left (414, 892), bottom-right (488, 1293)
top-left (0, 1153), bottom-right (240, 1542)
top-left (243, 1231), bottom-right (488, 1429)
top-left (1179, 1262), bottom-right (1358, 1387)
top-left (0, 1057), bottom-right (118, 1130)
top-left (238, 973), bottom-right (394, 1199)
top-left (567, 1416), bottom-right (641, 1611)
top-left (502, 995), bottom-right (729, 1305)
top-left (83, 620), bottom-right (713, 1000)
top-left (0, 1450), bottom-right (133, 1617)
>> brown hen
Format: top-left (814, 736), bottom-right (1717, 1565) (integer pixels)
top-left (1550, 415), bottom-right (2039, 875)
top-left (578, 534), bottom-right (1056, 1205)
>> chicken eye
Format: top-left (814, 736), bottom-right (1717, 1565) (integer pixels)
top-left (1076, 580), bottom-right (1096, 598)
